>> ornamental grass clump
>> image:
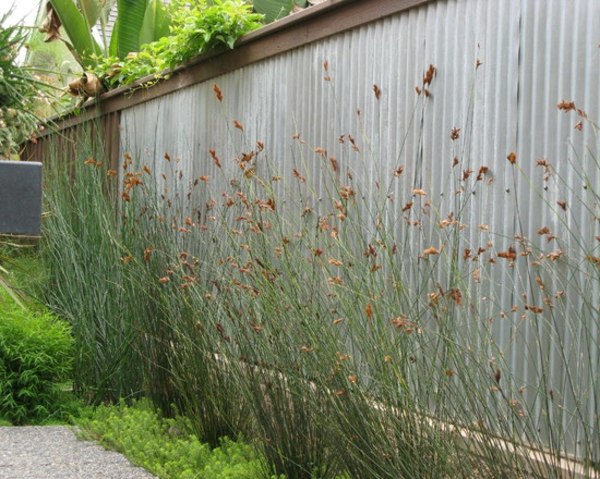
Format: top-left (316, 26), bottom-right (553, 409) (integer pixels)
top-left (156, 72), bottom-right (597, 477)
top-left (41, 55), bottom-right (599, 478)
top-left (42, 131), bottom-right (144, 403)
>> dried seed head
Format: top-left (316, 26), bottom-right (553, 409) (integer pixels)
top-left (525, 305), bottom-right (544, 314)
top-left (212, 83), bottom-right (223, 102)
top-left (537, 226), bottom-right (551, 235)
top-left (339, 185), bottom-right (355, 199)
top-left (448, 288), bottom-right (462, 305)
top-left (476, 166), bottom-right (489, 181)
top-left (422, 246), bottom-right (440, 257)
top-left (209, 149), bottom-right (221, 168)
top-left (329, 156), bottom-right (338, 172)
top-left (373, 84), bottom-right (382, 100)
top-left (587, 255), bottom-right (600, 266)
top-left (497, 246), bottom-right (517, 261)
top-left (557, 100), bottom-right (576, 111)
top-left (547, 250), bottom-right (563, 261)
top-left (293, 169), bottom-right (306, 182)
top-left (423, 64), bottom-right (436, 85)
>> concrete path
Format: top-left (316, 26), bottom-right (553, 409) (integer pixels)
top-left (0, 426), bottom-right (157, 479)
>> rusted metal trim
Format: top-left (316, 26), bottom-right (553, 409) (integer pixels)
top-left (41, 0), bottom-right (433, 135)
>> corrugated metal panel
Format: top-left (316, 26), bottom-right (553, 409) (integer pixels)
top-left (119, 0), bottom-right (599, 462)
top-left (23, 111), bottom-right (121, 168)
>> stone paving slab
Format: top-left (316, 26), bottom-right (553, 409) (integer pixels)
top-left (0, 426), bottom-right (157, 479)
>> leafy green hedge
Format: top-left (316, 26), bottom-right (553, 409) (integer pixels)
top-left (0, 292), bottom-right (74, 424)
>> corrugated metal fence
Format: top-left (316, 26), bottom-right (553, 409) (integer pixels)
top-left (35, 0), bottom-right (600, 465)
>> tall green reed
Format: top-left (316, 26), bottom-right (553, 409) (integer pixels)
top-left (40, 61), bottom-right (599, 479)
top-left (42, 131), bottom-right (142, 402)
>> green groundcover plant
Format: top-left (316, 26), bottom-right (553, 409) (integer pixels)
top-left (76, 399), bottom-right (278, 479)
top-left (0, 289), bottom-right (75, 424)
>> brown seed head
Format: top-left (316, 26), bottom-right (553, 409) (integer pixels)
top-left (212, 83), bottom-right (223, 102)
top-left (373, 84), bottom-right (382, 100)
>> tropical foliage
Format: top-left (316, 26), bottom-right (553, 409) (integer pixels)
top-left (41, 0), bottom-right (170, 67)
top-left (254, 0), bottom-right (308, 23)
top-left (91, 0), bottom-right (263, 88)
top-left (39, 0), bottom-right (314, 95)
top-left (0, 15), bottom-right (43, 158)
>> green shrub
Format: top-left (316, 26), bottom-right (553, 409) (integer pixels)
top-left (0, 291), bottom-right (74, 424)
top-left (76, 399), bottom-right (269, 479)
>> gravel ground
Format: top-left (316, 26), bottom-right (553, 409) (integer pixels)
top-left (0, 426), bottom-right (157, 479)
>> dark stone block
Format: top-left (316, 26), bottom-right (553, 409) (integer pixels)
top-left (0, 160), bottom-right (43, 236)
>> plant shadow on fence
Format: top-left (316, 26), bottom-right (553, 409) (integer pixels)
top-left (42, 64), bottom-right (600, 478)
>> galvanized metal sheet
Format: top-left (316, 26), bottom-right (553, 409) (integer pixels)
top-left (119, 0), bottom-right (600, 462)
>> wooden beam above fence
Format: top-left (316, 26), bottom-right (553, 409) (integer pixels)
top-left (45, 0), bottom-right (432, 133)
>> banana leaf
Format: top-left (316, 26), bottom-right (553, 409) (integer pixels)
top-left (139, 0), bottom-right (170, 46)
top-left (253, 0), bottom-right (296, 23)
top-left (111, 0), bottom-right (149, 59)
top-left (78, 0), bottom-right (102, 27)
top-left (48, 0), bottom-right (103, 67)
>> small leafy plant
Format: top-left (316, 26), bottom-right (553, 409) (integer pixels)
top-left (92, 0), bottom-right (264, 88)
top-left (0, 290), bottom-right (74, 424)
top-left (76, 399), bottom-right (271, 479)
